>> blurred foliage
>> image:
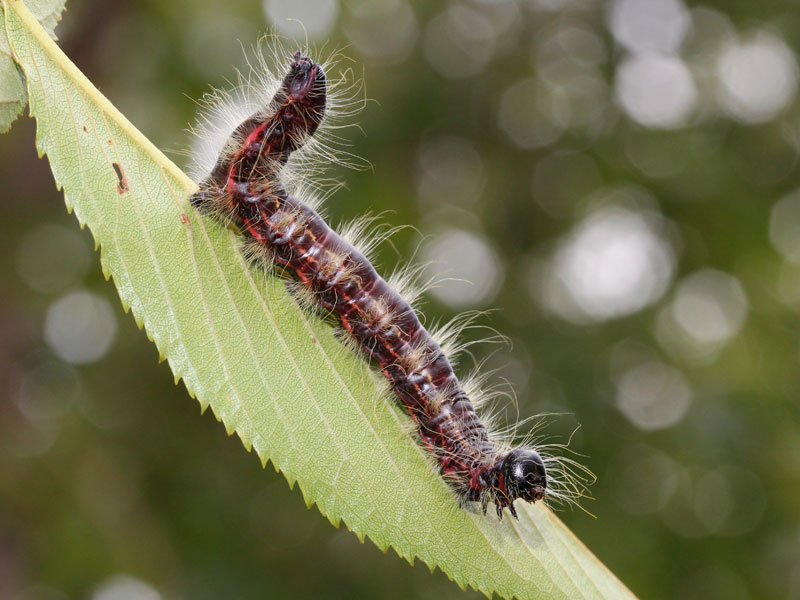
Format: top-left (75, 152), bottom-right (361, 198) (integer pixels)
top-left (1, 0), bottom-right (800, 599)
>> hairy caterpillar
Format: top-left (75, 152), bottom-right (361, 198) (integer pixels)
top-left (189, 47), bottom-right (590, 520)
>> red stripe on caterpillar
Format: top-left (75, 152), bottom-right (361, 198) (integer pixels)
top-left (190, 50), bottom-right (589, 519)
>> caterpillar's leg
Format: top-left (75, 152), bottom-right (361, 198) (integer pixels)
top-left (508, 501), bottom-right (518, 520)
top-left (190, 185), bottom-right (242, 233)
top-left (189, 186), bottom-right (217, 213)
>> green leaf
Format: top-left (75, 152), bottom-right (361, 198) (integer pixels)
top-left (2, 1), bottom-right (635, 598)
top-left (0, 0), bottom-right (63, 131)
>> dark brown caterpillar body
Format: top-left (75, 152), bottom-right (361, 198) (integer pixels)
top-left (191, 52), bottom-right (547, 519)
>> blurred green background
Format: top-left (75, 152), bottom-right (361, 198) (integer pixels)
top-left (2, 0), bottom-right (800, 598)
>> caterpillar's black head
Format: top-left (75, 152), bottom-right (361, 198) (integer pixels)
top-left (502, 448), bottom-right (547, 504)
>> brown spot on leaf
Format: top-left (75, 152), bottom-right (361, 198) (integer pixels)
top-left (82, 125), bottom-right (87, 132)
top-left (112, 162), bottom-right (129, 194)
top-left (180, 213), bottom-right (191, 227)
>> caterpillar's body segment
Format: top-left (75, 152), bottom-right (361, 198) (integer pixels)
top-left (191, 52), bottom-right (550, 520)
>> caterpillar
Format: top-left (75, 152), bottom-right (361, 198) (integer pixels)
top-left (189, 47), bottom-right (590, 520)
